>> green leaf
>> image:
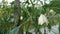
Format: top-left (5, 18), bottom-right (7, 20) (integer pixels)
top-left (9, 26), bottom-right (20, 34)
top-left (43, 1), bottom-right (60, 14)
top-left (47, 23), bottom-right (51, 31)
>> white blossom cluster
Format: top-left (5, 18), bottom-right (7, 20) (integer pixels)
top-left (38, 14), bottom-right (49, 25)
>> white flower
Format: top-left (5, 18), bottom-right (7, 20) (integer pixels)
top-left (28, 4), bottom-right (32, 7)
top-left (20, 0), bottom-right (25, 3)
top-left (49, 9), bottom-right (56, 15)
top-left (20, 16), bottom-right (23, 20)
top-left (49, 10), bottom-right (54, 13)
top-left (38, 14), bottom-right (48, 25)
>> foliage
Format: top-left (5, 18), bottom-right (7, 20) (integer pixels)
top-left (0, 0), bottom-right (60, 34)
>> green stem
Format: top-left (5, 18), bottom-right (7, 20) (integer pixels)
top-left (44, 27), bottom-right (46, 34)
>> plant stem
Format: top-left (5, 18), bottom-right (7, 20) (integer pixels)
top-left (44, 27), bottom-right (46, 34)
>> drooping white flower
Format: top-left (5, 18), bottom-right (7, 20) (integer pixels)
top-left (38, 14), bottom-right (48, 25)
